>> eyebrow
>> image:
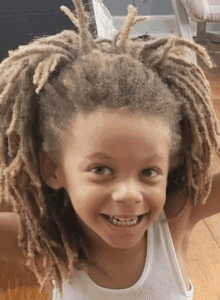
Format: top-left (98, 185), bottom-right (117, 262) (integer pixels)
top-left (85, 151), bottom-right (165, 162)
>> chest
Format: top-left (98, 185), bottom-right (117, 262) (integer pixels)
top-left (87, 202), bottom-right (194, 291)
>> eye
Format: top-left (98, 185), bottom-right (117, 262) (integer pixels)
top-left (141, 168), bottom-right (159, 179)
top-left (90, 166), bottom-right (159, 178)
top-left (90, 166), bottom-right (112, 176)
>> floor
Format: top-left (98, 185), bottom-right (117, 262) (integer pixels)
top-left (0, 38), bottom-right (220, 300)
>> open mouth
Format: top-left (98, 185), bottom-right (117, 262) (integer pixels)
top-left (101, 213), bottom-right (147, 227)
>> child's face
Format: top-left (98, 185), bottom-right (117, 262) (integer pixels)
top-left (54, 109), bottom-right (171, 251)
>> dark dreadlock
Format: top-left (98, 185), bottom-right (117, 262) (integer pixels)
top-left (0, 0), bottom-right (219, 298)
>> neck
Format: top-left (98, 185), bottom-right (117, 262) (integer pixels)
top-left (87, 231), bottom-right (148, 280)
top-left (89, 231), bottom-right (147, 266)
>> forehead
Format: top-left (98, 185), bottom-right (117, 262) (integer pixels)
top-left (61, 109), bottom-right (171, 159)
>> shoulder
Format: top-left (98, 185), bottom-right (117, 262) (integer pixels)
top-left (164, 188), bottom-right (195, 258)
top-left (42, 280), bottom-right (54, 299)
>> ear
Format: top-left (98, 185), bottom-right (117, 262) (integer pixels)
top-left (39, 150), bottom-right (64, 190)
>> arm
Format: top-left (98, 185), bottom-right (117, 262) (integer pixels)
top-left (0, 212), bottom-right (54, 298)
top-left (189, 172), bottom-right (220, 226)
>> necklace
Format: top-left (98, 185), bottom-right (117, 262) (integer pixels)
top-left (89, 261), bottom-right (112, 277)
top-left (89, 231), bottom-right (148, 278)
top-left (98, 265), bottom-right (112, 277)
top-left (87, 228), bottom-right (148, 280)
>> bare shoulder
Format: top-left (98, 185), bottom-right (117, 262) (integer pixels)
top-left (164, 188), bottom-right (195, 264)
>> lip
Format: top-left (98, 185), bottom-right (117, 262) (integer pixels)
top-left (101, 212), bottom-right (150, 234)
top-left (101, 213), bottom-right (149, 218)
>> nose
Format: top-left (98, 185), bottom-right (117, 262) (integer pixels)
top-left (111, 182), bottom-right (143, 203)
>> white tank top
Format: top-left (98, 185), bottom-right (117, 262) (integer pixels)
top-left (52, 210), bottom-right (194, 299)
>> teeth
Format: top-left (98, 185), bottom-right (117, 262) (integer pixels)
top-left (115, 216), bottom-right (137, 222)
top-left (110, 215), bottom-right (137, 221)
top-left (106, 215), bottom-right (139, 227)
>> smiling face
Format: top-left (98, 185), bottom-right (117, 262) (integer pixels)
top-left (45, 108), bottom-right (172, 254)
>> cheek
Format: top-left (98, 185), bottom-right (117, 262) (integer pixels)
top-left (65, 181), bottom-right (102, 215)
top-left (149, 179), bottom-right (168, 205)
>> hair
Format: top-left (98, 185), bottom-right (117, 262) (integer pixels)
top-left (0, 0), bottom-right (220, 298)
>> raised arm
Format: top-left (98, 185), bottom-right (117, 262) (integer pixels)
top-left (189, 172), bottom-right (220, 227)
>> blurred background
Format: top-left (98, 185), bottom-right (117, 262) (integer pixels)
top-left (104, 0), bottom-right (173, 15)
top-left (0, 0), bottom-right (174, 62)
top-left (0, 0), bottom-right (76, 62)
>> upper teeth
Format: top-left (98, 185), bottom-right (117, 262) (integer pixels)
top-left (110, 216), bottom-right (137, 221)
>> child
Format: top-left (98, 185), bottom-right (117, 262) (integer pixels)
top-left (0, 0), bottom-right (220, 299)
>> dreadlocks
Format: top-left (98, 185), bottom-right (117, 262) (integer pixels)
top-left (0, 0), bottom-right (219, 298)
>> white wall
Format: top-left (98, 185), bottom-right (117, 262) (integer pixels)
top-left (103, 0), bottom-right (174, 16)
top-left (103, 0), bottom-right (220, 38)
top-left (113, 15), bottom-right (220, 38)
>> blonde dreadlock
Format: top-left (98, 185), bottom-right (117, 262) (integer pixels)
top-left (0, 0), bottom-right (219, 298)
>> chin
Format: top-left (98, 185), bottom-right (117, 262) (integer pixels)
top-left (105, 236), bottom-right (145, 249)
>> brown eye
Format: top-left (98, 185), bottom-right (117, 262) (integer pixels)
top-left (91, 166), bottom-right (112, 176)
top-left (141, 169), bottom-right (158, 179)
